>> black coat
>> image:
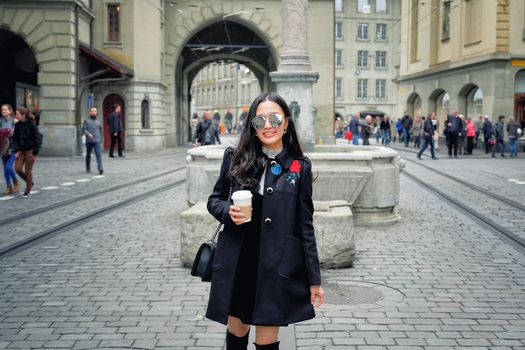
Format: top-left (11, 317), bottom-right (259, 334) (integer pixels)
top-left (108, 112), bottom-right (123, 133)
top-left (12, 120), bottom-right (42, 156)
top-left (206, 147), bottom-right (321, 326)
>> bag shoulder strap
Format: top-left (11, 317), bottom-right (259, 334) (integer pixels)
top-left (210, 185), bottom-right (233, 242)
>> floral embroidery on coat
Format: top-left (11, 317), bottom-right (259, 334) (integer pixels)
top-left (285, 160), bottom-right (301, 185)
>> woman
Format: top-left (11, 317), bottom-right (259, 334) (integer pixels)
top-left (465, 116), bottom-right (476, 155)
top-left (12, 108), bottom-right (42, 197)
top-left (507, 116), bottom-right (520, 157)
top-left (206, 92), bottom-right (324, 350)
top-left (412, 115), bottom-right (423, 149)
top-left (0, 104), bottom-right (19, 194)
top-left (380, 115), bottom-right (391, 145)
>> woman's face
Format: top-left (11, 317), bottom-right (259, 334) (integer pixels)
top-left (1, 106), bottom-right (10, 117)
top-left (15, 111), bottom-right (23, 121)
top-left (253, 100), bottom-right (288, 150)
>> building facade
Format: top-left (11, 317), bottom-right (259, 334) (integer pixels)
top-left (397, 0), bottom-right (525, 130)
top-left (0, 0), bottom-right (334, 156)
top-left (334, 0), bottom-right (401, 121)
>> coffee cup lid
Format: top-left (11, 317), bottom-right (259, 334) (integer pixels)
top-left (231, 190), bottom-right (252, 200)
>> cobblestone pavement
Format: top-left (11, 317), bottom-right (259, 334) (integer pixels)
top-left (0, 146), bottom-right (524, 349)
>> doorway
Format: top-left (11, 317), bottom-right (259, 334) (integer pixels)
top-left (103, 93), bottom-right (125, 151)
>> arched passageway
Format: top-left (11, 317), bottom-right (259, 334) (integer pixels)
top-left (175, 19), bottom-right (277, 143)
top-left (0, 29), bottom-right (39, 114)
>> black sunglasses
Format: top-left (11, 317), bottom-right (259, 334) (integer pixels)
top-left (251, 113), bottom-right (284, 130)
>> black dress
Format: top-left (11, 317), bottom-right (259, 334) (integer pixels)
top-left (229, 192), bottom-right (263, 325)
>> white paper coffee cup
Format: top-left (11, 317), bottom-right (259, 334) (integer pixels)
top-left (231, 190), bottom-right (253, 223)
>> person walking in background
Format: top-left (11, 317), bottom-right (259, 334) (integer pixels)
top-left (444, 109), bottom-right (462, 158)
top-left (206, 92), bottom-right (324, 350)
top-left (482, 115), bottom-right (493, 154)
top-left (334, 116), bottom-right (344, 139)
top-left (429, 112), bottom-right (439, 151)
top-left (412, 115), bottom-right (423, 149)
top-left (374, 116), bottom-right (381, 144)
top-left (0, 104), bottom-right (19, 195)
top-left (457, 114), bottom-right (467, 155)
top-left (401, 112), bottom-right (413, 147)
top-left (12, 108), bottom-right (42, 197)
top-left (193, 110), bottom-right (221, 146)
top-left (475, 114), bottom-right (483, 148)
top-left (507, 116), bottom-right (520, 157)
top-left (417, 112), bottom-right (437, 160)
top-left (360, 115), bottom-right (373, 146)
top-left (380, 115), bottom-right (391, 145)
top-left (348, 112), bottom-right (360, 145)
top-left (108, 104), bottom-right (124, 158)
top-left (492, 115), bottom-right (506, 158)
top-left (395, 118), bottom-right (402, 143)
top-left (465, 116), bottom-right (476, 155)
top-left (82, 107), bottom-right (104, 174)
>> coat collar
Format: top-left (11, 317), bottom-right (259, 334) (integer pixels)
top-left (273, 145), bottom-right (295, 170)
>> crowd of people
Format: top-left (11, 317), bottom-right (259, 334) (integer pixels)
top-left (334, 110), bottom-right (523, 158)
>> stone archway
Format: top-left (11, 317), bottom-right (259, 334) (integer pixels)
top-left (0, 29), bottom-right (39, 111)
top-left (406, 92), bottom-right (422, 119)
top-left (163, 1), bottom-right (282, 145)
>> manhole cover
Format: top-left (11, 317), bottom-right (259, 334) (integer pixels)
top-left (324, 282), bottom-right (384, 305)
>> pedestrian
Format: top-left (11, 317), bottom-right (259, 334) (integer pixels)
top-left (374, 116), bottom-right (381, 144)
top-left (482, 115), bottom-right (493, 154)
top-left (444, 109), bottom-right (462, 158)
top-left (334, 116), bottom-right (344, 139)
top-left (82, 107), bottom-right (104, 174)
top-left (412, 115), bottom-right (423, 148)
top-left (429, 112), bottom-right (439, 151)
top-left (0, 104), bottom-right (19, 195)
top-left (12, 108), bottom-right (42, 197)
top-left (108, 104), bottom-right (124, 158)
top-left (417, 112), bottom-right (437, 160)
top-left (348, 112), bottom-right (360, 145)
top-left (507, 116), bottom-right (520, 157)
top-left (465, 116), bottom-right (476, 155)
top-left (492, 115), bottom-right (505, 158)
top-left (193, 110), bottom-right (221, 146)
top-left (380, 115), bottom-right (391, 145)
top-left (395, 118), bottom-right (402, 143)
top-left (401, 112), bottom-right (413, 147)
top-left (475, 114), bottom-right (483, 148)
top-left (206, 92), bottom-right (324, 350)
top-left (361, 115), bottom-right (373, 146)
top-left (457, 114), bottom-right (466, 155)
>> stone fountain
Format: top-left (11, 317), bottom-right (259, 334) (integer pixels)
top-left (180, 0), bottom-right (404, 269)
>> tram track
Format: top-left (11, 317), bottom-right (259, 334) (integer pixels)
top-left (0, 165), bottom-right (186, 227)
top-left (0, 178), bottom-right (186, 258)
top-left (397, 149), bottom-right (525, 254)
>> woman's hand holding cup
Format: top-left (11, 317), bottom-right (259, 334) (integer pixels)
top-left (229, 205), bottom-right (246, 225)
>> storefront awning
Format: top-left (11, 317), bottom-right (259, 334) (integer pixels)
top-left (79, 43), bottom-right (134, 81)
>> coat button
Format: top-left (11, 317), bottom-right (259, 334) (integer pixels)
top-left (270, 160), bottom-right (277, 166)
top-left (265, 217), bottom-right (272, 225)
top-left (266, 187), bottom-right (273, 194)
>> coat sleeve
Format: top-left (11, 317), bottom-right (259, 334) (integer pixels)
top-left (297, 157), bottom-right (321, 286)
top-left (207, 147), bottom-right (235, 226)
top-left (31, 124), bottom-right (42, 156)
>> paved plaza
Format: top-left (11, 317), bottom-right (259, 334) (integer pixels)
top-left (0, 141), bottom-right (524, 349)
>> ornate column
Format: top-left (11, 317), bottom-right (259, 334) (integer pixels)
top-left (270, 0), bottom-right (318, 150)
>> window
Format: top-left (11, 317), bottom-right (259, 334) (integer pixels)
top-left (335, 0), bottom-right (343, 12)
top-left (410, 0), bottom-right (419, 62)
top-left (141, 99), bottom-right (150, 129)
top-left (376, 0), bottom-right (387, 13)
top-left (376, 79), bottom-right (386, 99)
top-left (335, 78), bottom-right (342, 99)
top-left (357, 23), bottom-right (368, 40)
top-left (442, 0), bottom-right (451, 40)
top-left (336, 49), bottom-right (343, 68)
top-left (376, 23), bottom-right (387, 41)
top-left (335, 22), bottom-right (343, 40)
top-left (375, 51), bottom-right (386, 68)
top-left (357, 50), bottom-right (368, 68)
top-left (357, 0), bottom-right (370, 13)
top-left (107, 4), bottom-right (121, 42)
top-left (357, 79), bottom-right (368, 99)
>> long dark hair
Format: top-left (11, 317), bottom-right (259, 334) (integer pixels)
top-left (228, 92), bottom-right (304, 188)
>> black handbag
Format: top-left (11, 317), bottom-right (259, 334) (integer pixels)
top-left (190, 186), bottom-right (232, 282)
